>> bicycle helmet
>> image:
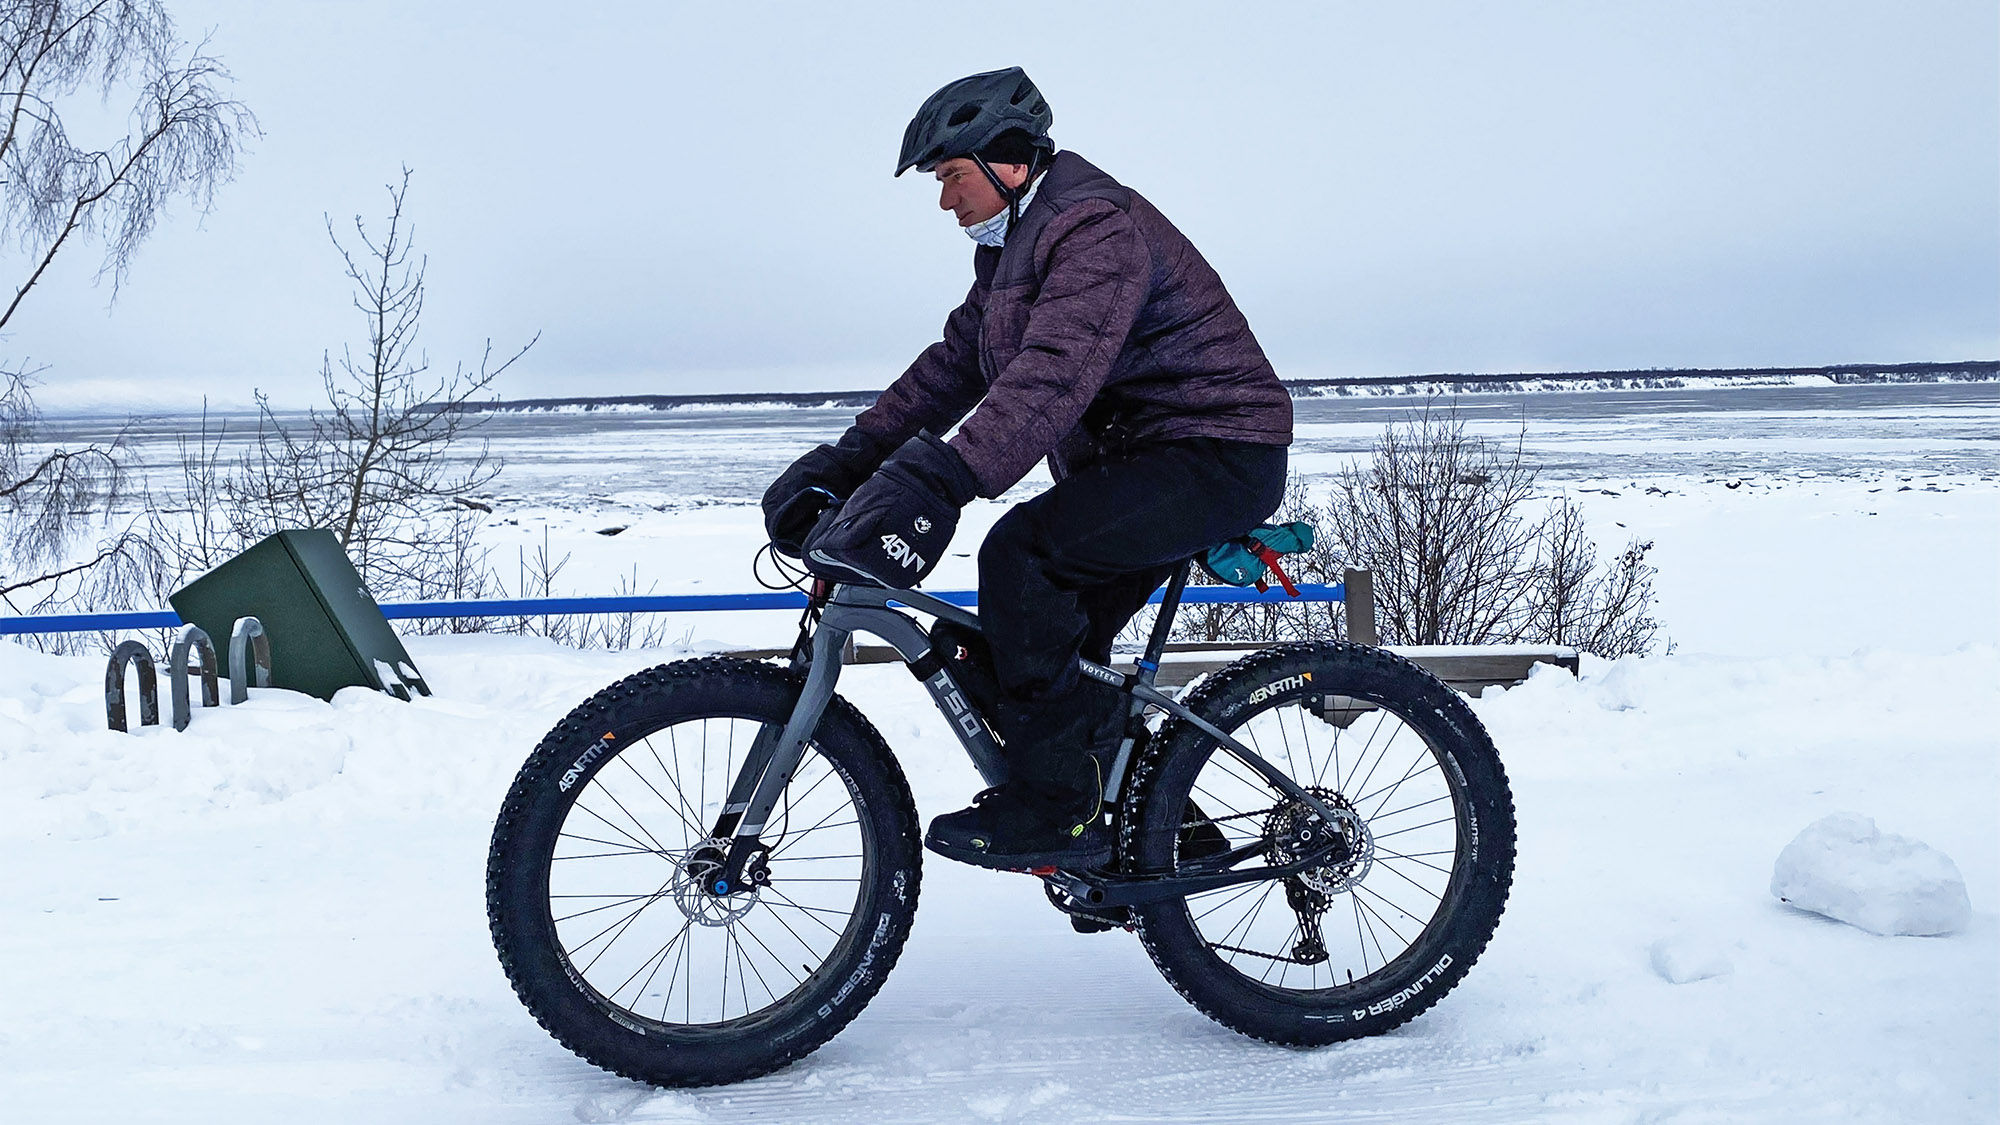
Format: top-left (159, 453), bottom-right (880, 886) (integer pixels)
top-left (896, 67), bottom-right (1054, 177)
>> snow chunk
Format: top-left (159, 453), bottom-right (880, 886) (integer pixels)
top-left (1648, 932), bottom-right (1732, 983)
top-left (1770, 813), bottom-right (1972, 936)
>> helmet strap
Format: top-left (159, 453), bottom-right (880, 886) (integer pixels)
top-left (972, 148), bottom-right (1045, 229)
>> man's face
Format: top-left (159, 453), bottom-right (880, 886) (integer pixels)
top-left (934, 157), bottom-right (1029, 227)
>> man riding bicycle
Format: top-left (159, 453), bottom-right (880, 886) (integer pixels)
top-left (762, 67), bottom-right (1293, 871)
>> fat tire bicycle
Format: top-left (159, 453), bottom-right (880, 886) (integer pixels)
top-left (486, 563), bottom-right (1516, 1087)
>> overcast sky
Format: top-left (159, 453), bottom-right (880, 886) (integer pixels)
top-left (6, 1), bottom-right (1996, 411)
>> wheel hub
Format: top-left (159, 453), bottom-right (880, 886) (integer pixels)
top-left (1265, 788), bottom-right (1373, 895)
top-left (671, 838), bottom-right (762, 926)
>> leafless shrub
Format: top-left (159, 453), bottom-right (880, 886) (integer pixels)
top-left (218, 168), bottom-right (534, 601)
top-left (1327, 405), bottom-right (1544, 645)
top-left (487, 529), bottom-right (677, 649)
top-left (1331, 402), bottom-right (1659, 654)
top-left (1521, 498), bottom-right (1658, 657)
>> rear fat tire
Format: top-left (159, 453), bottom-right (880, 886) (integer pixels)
top-left (1123, 642), bottom-right (1515, 1046)
top-left (487, 658), bottom-right (922, 1087)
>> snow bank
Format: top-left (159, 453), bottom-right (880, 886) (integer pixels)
top-left (1771, 812), bottom-right (1973, 936)
top-left (3, 632), bottom-right (1995, 1122)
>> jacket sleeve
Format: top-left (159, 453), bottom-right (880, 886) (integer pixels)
top-left (854, 272), bottom-right (991, 448)
top-left (948, 201), bottom-right (1149, 496)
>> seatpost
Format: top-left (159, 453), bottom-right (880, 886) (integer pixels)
top-left (1137, 562), bottom-right (1191, 680)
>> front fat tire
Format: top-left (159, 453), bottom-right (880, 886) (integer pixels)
top-left (487, 657), bottom-right (922, 1087)
top-left (1124, 642), bottom-right (1515, 1046)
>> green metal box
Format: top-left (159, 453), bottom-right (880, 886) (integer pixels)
top-left (169, 529), bottom-right (427, 702)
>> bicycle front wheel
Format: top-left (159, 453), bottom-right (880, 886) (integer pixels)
top-left (487, 657), bottom-right (921, 1086)
top-left (1124, 642), bottom-right (1515, 1045)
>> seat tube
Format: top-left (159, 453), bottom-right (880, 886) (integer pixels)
top-left (1101, 560), bottom-right (1191, 803)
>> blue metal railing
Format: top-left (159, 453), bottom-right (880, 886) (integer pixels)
top-left (0, 583), bottom-right (1344, 637)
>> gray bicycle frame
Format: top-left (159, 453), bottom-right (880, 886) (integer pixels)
top-left (705, 567), bottom-right (1347, 889)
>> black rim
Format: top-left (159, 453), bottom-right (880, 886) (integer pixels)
top-left (543, 715), bottom-right (872, 1029)
top-left (1170, 691), bottom-right (1467, 995)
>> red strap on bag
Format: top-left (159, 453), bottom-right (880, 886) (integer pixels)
top-left (1251, 544), bottom-right (1301, 597)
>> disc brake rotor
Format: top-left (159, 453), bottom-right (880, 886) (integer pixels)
top-left (670, 838), bottom-right (762, 926)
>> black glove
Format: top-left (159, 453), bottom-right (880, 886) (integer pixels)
top-left (761, 426), bottom-right (892, 556)
top-left (803, 433), bottom-right (980, 588)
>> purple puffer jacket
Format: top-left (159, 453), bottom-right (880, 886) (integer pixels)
top-left (854, 151), bottom-right (1293, 497)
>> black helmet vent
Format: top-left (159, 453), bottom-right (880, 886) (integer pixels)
top-left (896, 67), bottom-right (1055, 177)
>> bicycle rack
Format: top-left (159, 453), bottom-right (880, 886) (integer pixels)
top-left (169, 625), bottom-right (221, 731)
top-left (103, 616), bottom-right (278, 733)
top-left (228, 616), bottom-right (272, 704)
top-left (105, 641), bottom-right (160, 732)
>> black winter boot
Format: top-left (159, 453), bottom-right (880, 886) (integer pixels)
top-left (924, 786), bottom-right (1111, 870)
top-left (925, 678), bottom-right (1126, 870)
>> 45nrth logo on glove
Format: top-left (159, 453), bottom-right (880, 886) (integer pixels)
top-left (879, 534), bottom-right (927, 572)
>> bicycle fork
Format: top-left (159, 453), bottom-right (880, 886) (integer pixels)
top-left (700, 624), bottom-right (844, 895)
top-left (702, 592), bottom-right (1014, 895)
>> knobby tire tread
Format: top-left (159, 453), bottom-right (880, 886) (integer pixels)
top-left (487, 657), bottom-right (922, 1087)
top-left (1119, 641), bottom-right (1516, 1046)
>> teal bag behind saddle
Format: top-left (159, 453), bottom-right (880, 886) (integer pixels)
top-left (1199, 521), bottom-right (1315, 588)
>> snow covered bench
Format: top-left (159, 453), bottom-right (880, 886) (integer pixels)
top-left (1125, 641), bottom-right (1579, 695)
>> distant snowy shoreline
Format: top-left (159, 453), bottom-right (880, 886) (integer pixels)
top-left (453, 361), bottom-right (1997, 415)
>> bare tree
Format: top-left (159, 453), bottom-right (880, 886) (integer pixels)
top-left (0, 2), bottom-right (251, 639)
top-left (0, 368), bottom-right (156, 616)
top-left (225, 168), bottom-right (535, 600)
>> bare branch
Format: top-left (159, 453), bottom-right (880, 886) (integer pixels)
top-left (1, 3), bottom-right (258, 327)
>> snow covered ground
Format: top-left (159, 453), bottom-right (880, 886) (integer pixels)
top-left (4, 623), bottom-right (1994, 1121)
top-left (4, 388), bottom-right (1997, 1121)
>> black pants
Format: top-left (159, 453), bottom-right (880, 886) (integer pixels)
top-left (974, 437), bottom-right (1288, 815)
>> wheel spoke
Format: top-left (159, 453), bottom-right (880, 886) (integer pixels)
top-left (620, 750), bottom-right (703, 845)
top-left (1372, 814), bottom-right (1457, 841)
top-left (568, 801), bottom-right (665, 858)
top-left (658, 728), bottom-right (709, 839)
top-left (528, 704), bottom-right (881, 1033)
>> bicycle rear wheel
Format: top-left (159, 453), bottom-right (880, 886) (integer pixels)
top-left (1123, 642), bottom-right (1515, 1044)
top-left (487, 657), bottom-right (921, 1086)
